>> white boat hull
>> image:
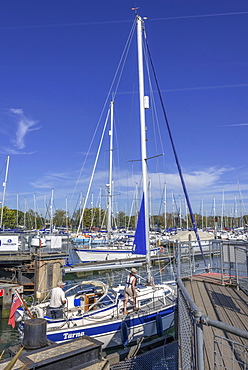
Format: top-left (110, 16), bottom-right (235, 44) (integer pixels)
top-left (75, 248), bottom-right (159, 262)
top-left (45, 305), bottom-right (174, 349)
top-left (18, 281), bottom-right (176, 350)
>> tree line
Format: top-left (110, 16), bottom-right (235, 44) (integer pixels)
top-left (0, 206), bottom-right (247, 231)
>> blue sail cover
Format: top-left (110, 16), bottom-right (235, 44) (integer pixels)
top-left (132, 195), bottom-right (146, 255)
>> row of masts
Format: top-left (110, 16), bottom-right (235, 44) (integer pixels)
top-left (0, 166), bottom-right (246, 232)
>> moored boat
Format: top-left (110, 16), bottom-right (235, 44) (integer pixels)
top-left (17, 279), bottom-right (176, 349)
top-left (15, 14), bottom-right (177, 350)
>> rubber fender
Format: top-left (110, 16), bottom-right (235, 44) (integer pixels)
top-left (14, 309), bottom-right (23, 323)
top-left (30, 306), bottom-right (44, 319)
top-left (156, 313), bottom-right (164, 337)
top-left (120, 321), bottom-right (129, 346)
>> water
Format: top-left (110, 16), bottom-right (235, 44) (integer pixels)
top-left (0, 318), bottom-right (19, 359)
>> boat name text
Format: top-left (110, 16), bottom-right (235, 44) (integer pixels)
top-left (63, 331), bottom-right (85, 340)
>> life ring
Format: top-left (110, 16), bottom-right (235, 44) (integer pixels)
top-left (160, 246), bottom-right (164, 253)
top-left (30, 306), bottom-right (44, 319)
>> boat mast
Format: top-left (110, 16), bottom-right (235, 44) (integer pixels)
top-left (65, 196), bottom-right (68, 232)
top-left (221, 189), bottom-right (225, 230)
top-left (16, 193), bottom-right (19, 229)
top-left (107, 100), bottom-right (114, 241)
top-left (136, 15), bottom-right (151, 283)
top-left (50, 188), bottom-right (54, 233)
top-left (34, 193), bottom-right (37, 230)
top-left (0, 155), bottom-right (10, 230)
top-left (164, 182), bottom-right (167, 230)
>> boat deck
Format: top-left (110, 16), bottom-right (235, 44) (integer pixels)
top-left (183, 273), bottom-right (248, 369)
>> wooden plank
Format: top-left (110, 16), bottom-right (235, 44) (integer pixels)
top-left (182, 276), bottom-right (248, 370)
top-left (204, 282), bottom-right (247, 369)
top-left (206, 283), bottom-right (248, 332)
top-left (183, 280), bottom-right (217, 369)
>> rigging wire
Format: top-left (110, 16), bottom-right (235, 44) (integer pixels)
top-left (142, 34), bottom-right (167, 216)
top-left (143, 22), bottom-right (208, 268)
top-left (69, 19), bottom-right (136, 210)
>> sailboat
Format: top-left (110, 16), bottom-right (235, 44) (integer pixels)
top-left (16, 15), bottom-right (176, 350)
top-left (72, 82), bottom-right (160, 262)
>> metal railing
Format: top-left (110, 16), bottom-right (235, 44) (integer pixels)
top-left (178, 240), bottom-right (248, 292)
top-left (220, 242), bottom-right (248, 293)
top-left (177, 241), bottom-right (248, 370)
top-left (214, 334), bottom-right (247, 369)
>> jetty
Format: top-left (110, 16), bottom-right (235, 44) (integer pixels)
top-left (0, 232), bottom-right (69, 312)
top-left (177, 242), bottom-right (248, 370)
top-left (2, 336), bottom-right (108, 370)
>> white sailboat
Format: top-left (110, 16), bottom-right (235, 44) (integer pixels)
top-left (72, 55), bottom-right (161, 262)
top-left (72, 97), bottom-right (160, 262)
top-left (16, 15), bottom-right (176, 350)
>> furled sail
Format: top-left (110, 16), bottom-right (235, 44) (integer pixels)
top-left (132, 194), bottom-right (146, 255)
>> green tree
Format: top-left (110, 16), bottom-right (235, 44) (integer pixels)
top-left (53, 209), bottom-right (67, 228)
top-left (0, 206), bottom-right (17, 229)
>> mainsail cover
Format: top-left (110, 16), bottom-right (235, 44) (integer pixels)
top-left (132, 194), bottom-right (146, 255)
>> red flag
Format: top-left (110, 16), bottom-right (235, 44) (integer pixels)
top-left (8, 291), bottom-right (22, 328)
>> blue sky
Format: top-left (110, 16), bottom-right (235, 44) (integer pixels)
top-left (0, 0), bottom-right (248, 220)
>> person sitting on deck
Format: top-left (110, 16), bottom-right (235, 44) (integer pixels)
top-left (123, 268), bottom-right (138, 314)
top-left (49, 281), bottom-right (66, 319)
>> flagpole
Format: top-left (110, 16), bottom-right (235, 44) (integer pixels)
top-left (15, 290), bottom-right (34, 319)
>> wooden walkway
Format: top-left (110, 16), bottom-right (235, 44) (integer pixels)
top-left (183, 273), bottom-right (248, 369)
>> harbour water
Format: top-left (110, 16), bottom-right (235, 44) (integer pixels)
top-left (0, 318), bottom-right (19, 359)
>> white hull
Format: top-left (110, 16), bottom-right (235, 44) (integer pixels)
top-left (18, 281), bottom-right (176, 350)
top-left (46, 305), bottom-right (174, 349)
top-left (75, 247), bottom-right (159, 262)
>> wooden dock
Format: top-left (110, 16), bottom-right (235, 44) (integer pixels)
top-left (183, 273), bottom-right (248, 369)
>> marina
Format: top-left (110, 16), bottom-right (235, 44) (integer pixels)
top-left (0, 3), bottom-right (248, 369)
top-left (0, 239), bottom-right (247, 369)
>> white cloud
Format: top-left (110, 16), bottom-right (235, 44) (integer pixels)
top-left (9, 108), bottom-right (40, 150)
top-left (224, 123), bottom-right (248, 127)
top-left (23, 164), bottom-right (246, 215)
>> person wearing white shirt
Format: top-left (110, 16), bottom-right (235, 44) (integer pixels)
top-left (49, 281), bottom-right (66, 319)
top-left (123, 268), bottom-right (138, 314)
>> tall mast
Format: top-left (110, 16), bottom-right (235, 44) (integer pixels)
top-left (179, 195), bottom-right (182, 229)
top-left (164, 182), bottom-right (167, 230)
top-left (16, 193), bottom-right (19, 228)
top-left (44, 195), bottom-right (46, 228)
top-left (34, 193), bottom-right (37, 230)
top-left (107, 100), bottom-right (114, 240)
top-left (237, 180), bottom-right (244, 228)
top-left (136, 15), bottom-right (151, 283)
top-left (99, 187), bottom-right (102, 228)
top-left (185, 198), bottom-right (189, 229)
top-left (50, 188), bottom-right (54, 232)
top-left (221, 189), bottom-right (225, 230)
top-left (24, 197), bottom-right (27, 229)
top-left (65, 197), bottom-right (68, 232)
top-left (0, 155), bottom-right (10, 230)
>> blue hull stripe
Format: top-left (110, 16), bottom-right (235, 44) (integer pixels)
top-left (46, 305), bottom-right (174, 343)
